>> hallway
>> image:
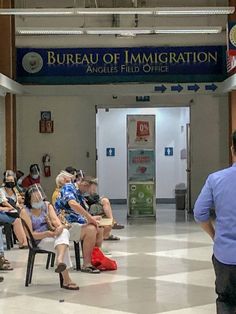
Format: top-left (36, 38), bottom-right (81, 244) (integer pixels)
top-left (0, 205), bottom-right (215, 314)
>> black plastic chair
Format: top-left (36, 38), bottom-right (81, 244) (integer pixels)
top-left (21, 219), bottom-right (56, 287)
top-left (0, 222), bottom-right (14, 250)
top-left (74, 240), bottom-right (83, 271)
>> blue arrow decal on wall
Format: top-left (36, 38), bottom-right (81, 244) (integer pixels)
top-left (171, 84), bottom-right (183, 92)
top-left (205, 83), bottom-right (217, 91)
top-left (187, 84), bottom-right (200, 92)
top-left (154, 85), bottom-right (167, 93)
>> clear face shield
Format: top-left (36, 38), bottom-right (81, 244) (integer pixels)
top-left (28, 184), bottom-right (46, 206)
top-left (4, 170), bottom-right (16, 188)
top-left (30, 165), bottom-right (40, 179)
top-left (76, 170), bottom-right (85, 184)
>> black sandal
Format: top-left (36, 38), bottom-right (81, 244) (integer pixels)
top-left (0, 263), bottom-right (13, 271)
top-left (55, 263), bottom-right (67, 273)
top-left (81, 265), bottom-right (100, 274)
top-left (0, 256), bottom-right (13, 271)
top-left (62, 283), bottom-right (80, 290)
top-left (104, 234), bottom-right (120, 241)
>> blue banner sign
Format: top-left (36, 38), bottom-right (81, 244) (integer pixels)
top-left (16, 46), bottom-right (226, 84)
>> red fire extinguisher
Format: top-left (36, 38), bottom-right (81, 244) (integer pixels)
top-left (42, 154), bottom-right (51, 177)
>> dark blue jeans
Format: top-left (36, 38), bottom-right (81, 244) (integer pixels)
top-left (212, 255), bottom-right (236, 314)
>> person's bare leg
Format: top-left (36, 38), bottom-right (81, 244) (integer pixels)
top-left (13, 218), bottom-right (27, 246)
top-left (80, 224), bottom-right (96, 266)
top-left (61, 269), bottom-right (78, 287)
top-left (96, 227), bottom-right (104, 247)
top-left (55, 243), bottom-right (67, 265)
top-left (103, 225), bottom-right (112, 239)
top-left (100, 198), bottom-right (113, 219)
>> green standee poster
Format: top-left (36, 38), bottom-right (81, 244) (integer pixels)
top-left (128, 182), bottom-right (155, 216)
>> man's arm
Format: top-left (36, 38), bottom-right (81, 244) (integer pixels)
top-left (199, 220), bottom-right (215, 240)
top-left (68, 199), bottom-right (99, 227)
top-left (194, 176), bottom-right (215, 240)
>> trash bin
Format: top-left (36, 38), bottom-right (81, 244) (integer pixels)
top-left (175, 183), bottom-right (187, 210)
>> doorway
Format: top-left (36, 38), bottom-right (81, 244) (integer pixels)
top-left (96, 107), bottom-right (190, 207)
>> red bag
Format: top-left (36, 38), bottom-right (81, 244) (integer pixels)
top-left (91, 247), bottom-right (117, 271)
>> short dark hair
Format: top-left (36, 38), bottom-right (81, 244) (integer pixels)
top-left (65, 166), bottom-right (77, 175)
top-left (232, 130), bottom-right (236, 153)
top-left (30, 164), bottom-right (40, 173)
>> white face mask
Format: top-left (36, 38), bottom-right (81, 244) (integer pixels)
top-left (17, 178), bottom-right (23, 185)
top-left (32, 174), bottom-right (39, 180)
top-left (31, 200), bottom-right (44, 209)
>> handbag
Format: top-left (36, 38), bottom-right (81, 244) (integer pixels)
top-left (57, 210), bottom-right (71, 229)
top-left (45, 209), bottom-right (72, 231)
top-left (91, 247), bottom-right (117, 271)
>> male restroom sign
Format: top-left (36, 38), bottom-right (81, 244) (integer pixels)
top-left (106, 148), bottom-right (115, 157)
top-left (165, 147), bottom-right (173, 156)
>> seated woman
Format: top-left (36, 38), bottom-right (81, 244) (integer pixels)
top-left (0, 170), bottom-right (28, 249)
top-left (21, 184), bottom-right (79, 290)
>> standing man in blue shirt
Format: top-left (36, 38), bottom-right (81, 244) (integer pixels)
top-left (194, 130), bottom-right (236, 314)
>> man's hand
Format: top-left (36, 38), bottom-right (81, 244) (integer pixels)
top-left (87, 215), bottom-right (99, 229)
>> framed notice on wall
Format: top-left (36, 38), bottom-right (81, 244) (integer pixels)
top-left (128, 149), bottom-right (155, 181)
top-left (128, 182), bottom-right (155, 216)
top-left (127, 115), bottom-right (155, 149)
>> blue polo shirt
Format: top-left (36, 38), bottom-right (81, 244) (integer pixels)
top-left (194, 163), bottom-right (236, 265)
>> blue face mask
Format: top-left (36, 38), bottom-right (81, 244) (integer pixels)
top-left (31, 200), bottom-right (44, 209)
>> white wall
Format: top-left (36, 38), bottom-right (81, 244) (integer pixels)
top-left (16, 91), bottom-right (229, 206)
top-left (16, 91), bottom-right (229, 204)
top-left (0, 96), bottom-right (5, 180)
top-left (97, 107), bottom-right (189, 200)
top-left (16, 95), bottom-right (97, 198)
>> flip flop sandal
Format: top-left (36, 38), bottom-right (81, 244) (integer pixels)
top-left (104, 234), bottom-right (120, 241)
top-left (62, 283), bottom-right (80, 290)
top-left (55, 263), bottom-right (67, 273)
top-left (0, 263), bottom-right (13, 271)
top-left (112, 223), bottom-right (124, 230)
top-left (0, 257), bottom-right (10, 265)
top-left (81, 265), bottom-right (100, 274)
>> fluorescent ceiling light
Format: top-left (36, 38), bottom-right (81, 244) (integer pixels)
top-left (75, 8), bottom-right (153, 15)
top-left (154, 26), bottom-right (222, 34)
top-left (17, 28), bottom-right (84, 35)
top-left (16, 27), bottom-right (222, 36)
top-left (86, 28), bottom-right (153, 35)
top-left (0, 8), bottom-right (74, 16)
top-left (0, 6), bottom-right (234, 16)
top-left (155, 7), bottom-right (235, 15)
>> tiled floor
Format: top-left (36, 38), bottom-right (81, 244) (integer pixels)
top-left (0, 205), bottom-right (216, 314)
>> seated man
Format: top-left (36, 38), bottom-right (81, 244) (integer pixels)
top-left (79, 177), bottom-right (122, 241)
top-left (54, 171), bottom-right (103, 273)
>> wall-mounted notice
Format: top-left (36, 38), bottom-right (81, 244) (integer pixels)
top-left (127, 115), bottom-right (155, 149)
top-left (128, 149), bottom-right (155, 181)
